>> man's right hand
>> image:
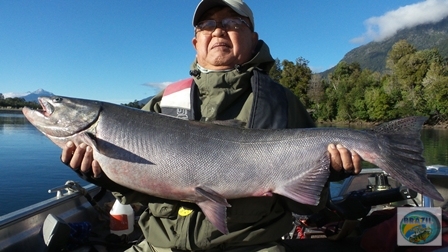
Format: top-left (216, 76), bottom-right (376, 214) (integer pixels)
top-left (61, 141), bottom-right (102, 178)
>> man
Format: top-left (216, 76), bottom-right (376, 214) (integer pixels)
top-left (61, 0), bottom-right (361, 251)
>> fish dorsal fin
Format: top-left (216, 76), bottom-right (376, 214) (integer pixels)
top-left (371, 116), bottom-right (427, 136)
top-left (195, 186), bottom-right (231, 234)
top-left (274, 152), bottom-right (331, 206)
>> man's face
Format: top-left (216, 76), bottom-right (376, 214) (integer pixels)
top-left (192, 7), bottom-right (258, 70)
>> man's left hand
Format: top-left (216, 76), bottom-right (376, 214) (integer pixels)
top-left (327, 144), bottom-right (362, 174)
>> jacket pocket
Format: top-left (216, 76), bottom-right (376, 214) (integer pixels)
top-left (148, 202), bottom-right (179, 218)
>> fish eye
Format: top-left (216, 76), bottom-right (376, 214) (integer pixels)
top-left (52, 97), bottom-right (63, 103)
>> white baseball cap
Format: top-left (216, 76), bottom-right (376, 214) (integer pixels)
top-left (192, 0), bottom-right (254, 30)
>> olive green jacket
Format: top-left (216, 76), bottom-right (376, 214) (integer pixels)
top-left (112, 40), bottom-right (327, 251)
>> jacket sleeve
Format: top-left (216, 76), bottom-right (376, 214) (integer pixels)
top-left (142, 90), bottom-right (164, 112)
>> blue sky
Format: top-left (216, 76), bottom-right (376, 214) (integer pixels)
top-left (1, 0), bottom-right (448, 104)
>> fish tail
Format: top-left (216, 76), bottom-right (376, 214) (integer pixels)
top-left (372, 116), bottom-right (444, 201)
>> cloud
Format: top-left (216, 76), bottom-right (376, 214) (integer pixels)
top-left (2, 92), bottom-right (31, 98)
top-left (142, 81), bottom-right (172, 92)
top-left (351, 0), bottom-right (448, 44)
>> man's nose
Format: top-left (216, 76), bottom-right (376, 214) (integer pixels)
top-left (212, 26), bottom-right (226, 37)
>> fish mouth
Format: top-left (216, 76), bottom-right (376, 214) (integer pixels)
top-left (37, 97), bottom-right (54, 117)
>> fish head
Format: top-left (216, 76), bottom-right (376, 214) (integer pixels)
top-left (22, 96), bottom-right (101, 138)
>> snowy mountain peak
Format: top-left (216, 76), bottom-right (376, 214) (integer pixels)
top-left (2, 89), bottom-right (55, 102)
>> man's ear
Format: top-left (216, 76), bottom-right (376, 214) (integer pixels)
top-left (251, 32), bottom-right (259, 51)
top-left (192, 37), bottom-right (198, 50)
top-left (252, 32), bottom-right (259, 41)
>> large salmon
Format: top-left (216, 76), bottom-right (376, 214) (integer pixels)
top-left (22, 96), bottom-right (443, 234)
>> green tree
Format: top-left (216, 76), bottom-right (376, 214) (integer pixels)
top-left (268, 58), bottom-right (282, 83)
top-left (261, 42), bottom-right (448, 123)
top-left (0, 97), bottom-right (39, 109)
top-left (386, 39), bottom-right (417, 71)
top-left (364, 87), bottom-right (398, 121)
top-left (423, 61), bottom-right (448, 121)
top-left (327, 61), bottom-right (364, 121)
top-left (279, 57), bottom-right (312, 107)
top-left (385, 40), bottom-right (444, 116)
top-left (321, 84), bottom-right (338, 121)
top-left (122, 100), bottom-right (143, 109)
top-left (307, 74), bottom-right (326, 119)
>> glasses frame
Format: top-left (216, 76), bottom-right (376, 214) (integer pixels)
top-left (195, 17), bottom-right (253, 35)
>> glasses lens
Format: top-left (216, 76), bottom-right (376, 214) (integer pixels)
top-left (195, 18), bottom-right (250, 35)
top-left (222, 18), bottom-right (243, 31)
top-left (196, 20), bottom-right (216, 34)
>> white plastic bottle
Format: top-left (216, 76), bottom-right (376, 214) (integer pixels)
top-left (109, 199), bottom-right (134, 235)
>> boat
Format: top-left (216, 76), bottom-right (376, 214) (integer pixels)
top-left (1, 165), bottom-right (447, 251)
top-left (0, 182), bottom-right (141, 252)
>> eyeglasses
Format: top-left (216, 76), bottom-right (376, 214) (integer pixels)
top-left (195, 17), bottom-right (252, 35)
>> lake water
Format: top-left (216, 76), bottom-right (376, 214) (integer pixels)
top-left (0, 112), bottom-right (88, 216)
top-left (1, 112), bottom-right (447, 216)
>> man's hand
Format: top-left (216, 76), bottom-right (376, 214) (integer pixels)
top-left (327, 144), bottom-right (362, 175)
top-left (61, 141), bottom-right (102, 178)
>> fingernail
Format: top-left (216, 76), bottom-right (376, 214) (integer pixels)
top-left (66, 141), bottom-right (74, 148)
top-left (329, 144), bottom-right (336, 149)
top-left (336, 144), bottom-right (344, 149)
top-left (86, 146), bottom-right (92, 152)
top-left (79, 143), bottom-right (86, 149)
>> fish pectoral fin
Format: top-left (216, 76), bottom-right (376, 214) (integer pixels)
top-left (195, 186), bottom-right (231, 207)
top-left (78, 132), bottom-right (99, 151)
top-left (195, 186), bottom-right (231, 234)
top-left (197, 200), bottom-right (229, 235)
top-left (87, 137), bottom-right (154, 165)
top-left (275, 153), bottom-right (331, 206)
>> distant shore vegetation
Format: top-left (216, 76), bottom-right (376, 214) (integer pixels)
top-left (0, 96), bottom-right (40, 110)
top-left (269, 40), bottom-right (448, 126)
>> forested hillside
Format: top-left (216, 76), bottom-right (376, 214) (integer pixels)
top-left (270, 40), bottom-right (448, 125)
top-left (323, 17), bottom-right (448, 75)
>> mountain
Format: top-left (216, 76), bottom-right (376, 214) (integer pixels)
top-left (3, 89), bottom-right (54, 103)
top-left (321, 16), bottom-right (448, 75)
top-left (22, 89), bottom-right (55, 102)
top-left (4, 89), bottom-right (151, 106)
top-left (139, 96), bottom-right (153, 106)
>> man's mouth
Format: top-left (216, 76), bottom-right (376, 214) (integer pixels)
top-left (211, 42), bottom-right (230, 49)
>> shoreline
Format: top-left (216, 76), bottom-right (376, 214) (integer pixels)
top-left (0, 108), bottom-right (23, 114)
top-left (317, 119), bottom-right (448, 129)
